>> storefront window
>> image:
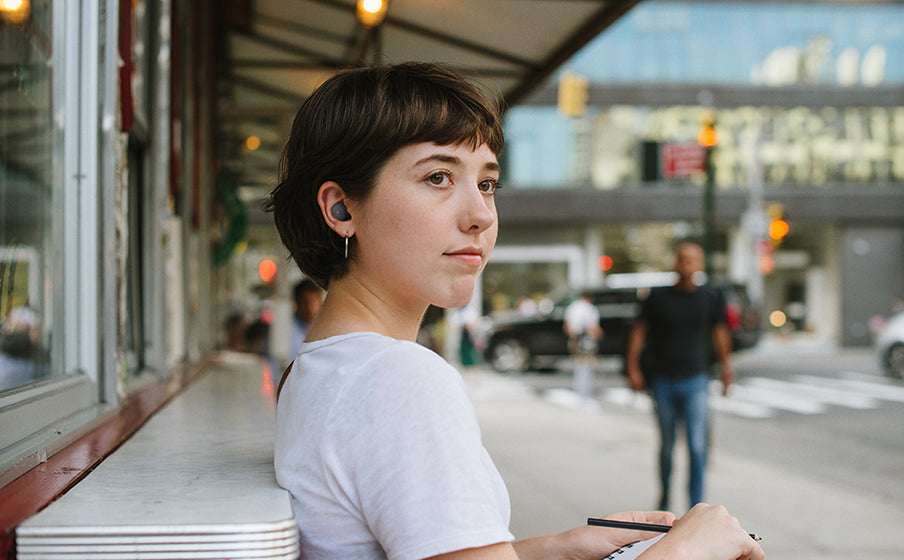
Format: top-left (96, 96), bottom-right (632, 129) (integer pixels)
top-left (1, 1), bottom-right (55, 392)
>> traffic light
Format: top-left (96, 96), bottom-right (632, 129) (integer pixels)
top-left (698, 120), bottom-right (719, 148)
top-left (557, 71), bottom-right (589, 118)
top-left (766, 202), bottom-right (790, 247)
top-left (768, 217), bottom-right (790, 243)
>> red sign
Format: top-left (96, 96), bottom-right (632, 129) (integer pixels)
top-left (661, 142), bottom-right (706, 180)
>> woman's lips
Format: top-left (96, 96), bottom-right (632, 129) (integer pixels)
top-left (445, 247), bottom-right (484, 267)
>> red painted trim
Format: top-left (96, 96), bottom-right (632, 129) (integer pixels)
top-left (0, 359), bottom-right (211, 558)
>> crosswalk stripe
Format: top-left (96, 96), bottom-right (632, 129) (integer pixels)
top-left (603, 386), bottom-right (781, 419)
top-left (721, 383), bottom-right (827, 414)
top-left (602, 386), bottom-right (653, 411)
top-left (569, 372), bottom-right (899, 420)
top-left (794, 374), bottom-right (904, 403)
top-left (744, 377), bottom-right (879, 410)
top-left (839, 370), bottom-right (901, 385)
top-left (709, 394), bottom-right (775, 419)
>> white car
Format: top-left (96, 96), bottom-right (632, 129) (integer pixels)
top-left (876, 312), bottom-right (904, 379)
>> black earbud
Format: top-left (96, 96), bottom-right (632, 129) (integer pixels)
top-left (331, 202), bottom-right (351, 222)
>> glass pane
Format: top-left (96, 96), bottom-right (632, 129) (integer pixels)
top-left (1, 1), bottom-right (56, 392)
top-left (124, 139), bottom-right (146, 374)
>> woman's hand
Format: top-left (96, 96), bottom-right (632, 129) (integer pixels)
top-left (641, 503), bottom-right (765, 560)
top-left (513, 504), bottom-right (761, 560)
top-left (552, 510), bottom-right (677, 560)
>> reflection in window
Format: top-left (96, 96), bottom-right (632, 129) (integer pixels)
top-left (1, 2), bottom-right (55, 392)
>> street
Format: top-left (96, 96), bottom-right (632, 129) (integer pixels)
top-left (465, 337), bottom-right (904, 560)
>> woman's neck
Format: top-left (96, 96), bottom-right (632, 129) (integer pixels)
top-left (304, 278), bottom-right (426, 343)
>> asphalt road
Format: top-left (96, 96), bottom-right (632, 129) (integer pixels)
top-left (498, 341), bottom-right (904, 511)
top-left (467, 338), bottom-right (904, 559)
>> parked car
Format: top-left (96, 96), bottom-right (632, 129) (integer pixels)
top-left (875, 312), bottom-right (904, 379)
top-left (482, 279), bottom-right (761, 373)
top-left (482, 287), bottom-right (641, 373)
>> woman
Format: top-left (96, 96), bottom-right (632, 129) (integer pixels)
top-left (266, 62), bottom-right (763, 560)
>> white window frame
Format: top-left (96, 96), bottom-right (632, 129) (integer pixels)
top-left (0, 0), bottom-right (107, 480)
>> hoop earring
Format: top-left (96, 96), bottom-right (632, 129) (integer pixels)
top-left (344, 233), bottom-right (349, 259)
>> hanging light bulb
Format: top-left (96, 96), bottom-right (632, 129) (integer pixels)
top-left (357, 0), bottom-right (388, 29)
top-left (0, 0), bottom-right (30, 25)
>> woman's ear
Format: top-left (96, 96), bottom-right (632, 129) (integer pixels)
top-left (317, 181), bottom-right (354, 236)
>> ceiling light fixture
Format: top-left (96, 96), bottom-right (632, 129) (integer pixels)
top-left (356, 0), bottom-right (388, 29)
top-left (0, 0), bottom-right (30, 25)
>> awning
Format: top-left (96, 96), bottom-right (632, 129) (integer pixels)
top-left (216, 0), bottom-right (640, 204)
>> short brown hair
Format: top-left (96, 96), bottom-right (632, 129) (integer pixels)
top-left (264, 62), bottom-right (504, 289)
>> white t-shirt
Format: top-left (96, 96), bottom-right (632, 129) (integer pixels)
top-left (563, 298), bottom-right (600, 337)
top-left (274, 332), bottom-right (513, 560)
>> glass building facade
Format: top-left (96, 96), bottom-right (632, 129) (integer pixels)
top-left (490, 1), bottom-right (903, 348)
top-left (505, 1), bottom-right (904, 190)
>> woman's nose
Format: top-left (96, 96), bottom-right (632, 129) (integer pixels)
top-left (459, 184), bottom-right (496, 233)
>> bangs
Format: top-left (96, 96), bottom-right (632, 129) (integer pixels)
top-left (374, 67), bottom-right (504, 156)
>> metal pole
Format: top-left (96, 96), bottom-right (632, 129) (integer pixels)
top-left (703, 145), bottom-right (716, 279)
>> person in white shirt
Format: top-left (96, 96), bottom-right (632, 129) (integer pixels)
top-left (563, 291), bottom-right (603, 403)
top-left (265, 62), bottom-right (763, 560)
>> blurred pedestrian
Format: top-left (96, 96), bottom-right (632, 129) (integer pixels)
top-left (266, 62), bottom-right (760, 560)
top-left (626, 242), bottom-right (734, 511)
top-left (223, 312), bottom-right (247, 352)
top-left (246, 317), bottom-right (281, 387)
top-left (516, 296), bottom-right (537, 316)
top-left (563, 290), bottom-right (603, 404)
top-left (455, 304), bottom-right (481, 372)
top-left (289, 278), bottom-right (323, 359)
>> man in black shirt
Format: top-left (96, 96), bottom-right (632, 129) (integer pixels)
top-left (626, 243), bottom-right (734, 511)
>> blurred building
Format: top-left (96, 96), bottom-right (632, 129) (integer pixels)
top-left (489, 1), bottom-right (904, 347)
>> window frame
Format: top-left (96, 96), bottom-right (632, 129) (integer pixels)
top-left (0, 0), bottom-right (107, 480)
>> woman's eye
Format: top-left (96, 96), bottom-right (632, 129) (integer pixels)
top-left (478, 179), bottom-right (500, 194)
top-left (426, 172), bottom-right (450, 186)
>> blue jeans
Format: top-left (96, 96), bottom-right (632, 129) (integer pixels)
top-left (648, 373), bottom-right (710, 508)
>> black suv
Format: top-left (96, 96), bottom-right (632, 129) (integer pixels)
top-left (482, 281), bottom-right (760, 373)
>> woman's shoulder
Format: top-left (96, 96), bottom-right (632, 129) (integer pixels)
top-left (362, 336), bottom-right (461, 390)
top-left (309, 332), bottom-right (444, 363)
top-left (304, 332), bottom-right (458, 386)
top-left (318, 334), bottom-right (471, 427)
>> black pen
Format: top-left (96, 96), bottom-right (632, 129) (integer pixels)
top-left (587, 517), bottom-right (761, 541)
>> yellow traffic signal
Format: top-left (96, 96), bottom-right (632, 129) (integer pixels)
top-left (766, 202), bottom-right (790, 246)
top-left (557, 71), bottom-right (589, 118)
top-left (768, 218), bottom-right (790, 242)
top-left (698, 121), bottom-right (718, 148)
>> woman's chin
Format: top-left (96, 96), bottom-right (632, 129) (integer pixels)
top-left (432, 285), bottom-right (478, 310)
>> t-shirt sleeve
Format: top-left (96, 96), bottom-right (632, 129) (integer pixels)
top-left (709, 287), bottom-right (728, 326)
top-left (322, 343), bottom-right (513, 560)
top-left (639, 288), bottom-right (659, 323)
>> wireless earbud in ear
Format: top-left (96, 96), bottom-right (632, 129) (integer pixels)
top-left (331, 202), bottom-right (351, 222)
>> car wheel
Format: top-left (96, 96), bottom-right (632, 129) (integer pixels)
top-left (489, 338), bottom-right (531, 373)
top-left (884, 343), bottom-right (904, 379)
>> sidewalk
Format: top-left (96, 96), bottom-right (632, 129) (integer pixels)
top-left (744, 331), bottom-right (844, 356)
top-left (465, 370), bottom-right (904, 560)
